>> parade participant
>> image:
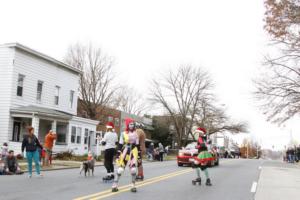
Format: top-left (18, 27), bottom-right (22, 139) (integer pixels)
top-left (192, 127), bottom-right (213, 186)
top-left (135, 123), bottom-right (146, 181)
top-left (112, 118), bottom-right (140, 193)
top-left (101, 122), bottom-right (118, 181)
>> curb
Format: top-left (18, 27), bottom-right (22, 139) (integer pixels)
top-left (23, 163), bottom-right (104, 173)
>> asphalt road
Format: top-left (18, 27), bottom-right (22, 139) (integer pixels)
top-left (0, 159), bottom-right (263, 200)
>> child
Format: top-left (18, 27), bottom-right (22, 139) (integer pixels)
top-left (1, 143), bottom-right (8, 159)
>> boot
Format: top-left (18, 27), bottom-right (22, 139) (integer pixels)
top-left (206, 178), bottom-right (212, 186)
top-left (192, 177), bottom-right (201, 185)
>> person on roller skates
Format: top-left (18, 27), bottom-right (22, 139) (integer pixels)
top-left (112, 118), bottom-right (141, 193)
top-left (192, 127), bottom-right (213, 186)
top-left (101, 122), bottom-right (118, 182)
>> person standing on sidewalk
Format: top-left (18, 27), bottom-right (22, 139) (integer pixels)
top-left (22, 126), bottom-right (43, 178)
top-left (136, 123), bottom-right (146, 181)
top-left (44, 130), bottom-right (57, 166)
top-left (101, 122), bottom-right (118, 181)
top-left (158, 143), bottom-right (164, 162)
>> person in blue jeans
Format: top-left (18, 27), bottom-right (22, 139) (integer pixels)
top-left (22, 126), bottom-right (43, 178)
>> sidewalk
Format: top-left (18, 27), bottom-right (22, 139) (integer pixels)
top-left (255, 162), bottom-right (300, 200)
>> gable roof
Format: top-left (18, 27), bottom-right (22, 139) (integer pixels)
top-left (0, 42), bottom-right (82, 74)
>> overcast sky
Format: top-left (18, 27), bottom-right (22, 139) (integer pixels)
top-left (1, 0), bottom-right (299, 150)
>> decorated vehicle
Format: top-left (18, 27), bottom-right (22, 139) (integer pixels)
top-left (177, 142), bottom-right (219, 167)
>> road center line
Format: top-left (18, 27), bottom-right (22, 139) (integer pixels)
top-left (73, 168), bottom-right (192, 200)
top-left (90, 169), bottom-right (193, 200)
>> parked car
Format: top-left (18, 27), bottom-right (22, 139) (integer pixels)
top-left (177, 142), bottom-right (219, 167)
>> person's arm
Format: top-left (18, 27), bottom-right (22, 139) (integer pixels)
top-left (101, 133), bottom-right (107, 145)
top-left (51, 133), bottom-right (57, 140)
top-left (21, 137), bottom-right (27, 153)
top-left (35, 136), bottom-right (43, 149)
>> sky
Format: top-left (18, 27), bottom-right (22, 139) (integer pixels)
top-left (0, 0), bottom-right (299, 150)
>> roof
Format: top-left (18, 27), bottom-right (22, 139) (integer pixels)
top-left (10, 105), bottom-right (72, 120)
top-left (0, 42), bottom-right (82, 74)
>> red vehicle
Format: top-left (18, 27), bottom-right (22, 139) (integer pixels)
top-left (177, 142), bottom-right (219, 167)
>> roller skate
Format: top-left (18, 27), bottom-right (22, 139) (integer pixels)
top-left (102, 175), bottom-right (112, 183)
top-left (206, 178), bottom-right (212, 186)
top-left (192, 177), bottom-right (201, 186)
top-left (135, 175), bottom-right (144, 181)
top-left (112, 183), bottom-right (118, 192)
top-left (130, 187), bottom-right (137, 193)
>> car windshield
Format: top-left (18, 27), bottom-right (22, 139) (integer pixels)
top-left (185, 142), bottom-right (197, 150)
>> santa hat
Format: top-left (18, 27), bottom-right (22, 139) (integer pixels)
top-left (106, 121), bottom-right (114, 129)
top-left (194, 127), bottom-right (207, 135)
top-left (125, 118), bottom-right (135, 131)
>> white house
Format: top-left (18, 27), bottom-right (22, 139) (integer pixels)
top-left (0, 43), bottom-right (99, 155)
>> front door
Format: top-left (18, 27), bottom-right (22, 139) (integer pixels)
top-left (12, 121), bottom-right (21, 142)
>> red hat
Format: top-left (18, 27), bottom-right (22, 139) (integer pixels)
top-left (106, 122), bottom-right (114, 129)
top-left (194, 127), bottom-right (206, 134)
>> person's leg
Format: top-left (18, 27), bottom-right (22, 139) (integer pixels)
top-left (104, 150), bottom-right (110, 174)
top-left (26, 151), bottom-right (33, 177)
top-left (202, 167), bottom-right (212, 186)
top-left (44, 149), bottom-right (50, 166)
top-left (109, 149), bottom-right (115, 177)
top-left (33, 150), bottom-right (41, 175)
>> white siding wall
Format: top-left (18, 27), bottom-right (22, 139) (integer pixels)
top-left (11, 49), bottom-right (79, 115)
top-left (0, 47), bottom-right (14, 144)
top-left (68, 117), bottom-right (98, 155)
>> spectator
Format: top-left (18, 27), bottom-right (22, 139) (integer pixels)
top-left (0, 157), bottom-right (4, 175)
top-left (158, 143), bottom-right (164, 162)
top-left (165, 145), bottom-right (169, 156)
top-left (147, 143), bottom-right (154, 161)
top-left (1, 142), bottom-right (9, 159)
top-left (296, 145), bottom-right (300, 163)
top-left (44, 130), bottom-right (57, 166)
top-left (22, 126), bottom-right (43, 178)
top-left (4, 150), bottom-right (23, 175)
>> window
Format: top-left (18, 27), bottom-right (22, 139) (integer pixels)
top-left (36, 81), bottom-right (43, 102)
top-left (108, 116), bottom-right (113, 122)
top-left (12, 121), bottom-right (21, 142)
top-left (56, 124), bottom-right (67, 144)
top-left (54, 86), bottom-right (60, 105)
top-left (70, 90), bottom-right (74, 108)
top-left (84, 128), bottom-right (89, 144)
top-left (115, 118), bottom-right (120, 127)
top-left (76, 127), bottom-right (82, 144)
top-left (71, 126), bottom-right (76, 143)
top-left (17, 74), bottom-right (25, 97)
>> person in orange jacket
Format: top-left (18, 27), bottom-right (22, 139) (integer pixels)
top-left (44, 130), bottom-right (57, 166)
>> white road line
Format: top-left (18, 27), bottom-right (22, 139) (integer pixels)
top-left (251, 181), bottom-right (257, 193)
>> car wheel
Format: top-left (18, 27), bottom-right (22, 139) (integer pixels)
top-left (178, 163), bottom-right (183, 167)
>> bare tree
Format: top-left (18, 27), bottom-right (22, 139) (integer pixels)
top-left (150, 65), bottom-right (213, 146)
top-left (112, 86), bottom-right (149, 116)
top-left (197, 100), bottom-right (248, 135)
top-left (254, 50), bottom-right (300, 124)
top-left (254, 1), bottom-right (300, 124)
top-left (64, 43), bottom-right (116, 119)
